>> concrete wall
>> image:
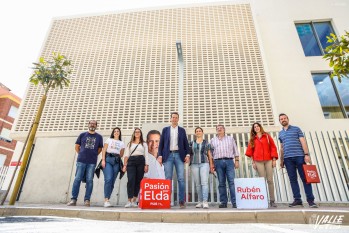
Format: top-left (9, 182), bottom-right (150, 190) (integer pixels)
top-left (251, 0), bottom-right (349, 130)
top-left (14, 136), bottom-right (132, 205)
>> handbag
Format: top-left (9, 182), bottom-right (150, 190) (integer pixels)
top-left (94, 159), bottom-right (103, 178)
top-left (303, 164), bottom-right (320, 184)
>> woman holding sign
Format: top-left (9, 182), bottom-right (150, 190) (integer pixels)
top-left (245, 122), bottom-right (278, 208)
top-left (189, 127), bottom-right (214, 209)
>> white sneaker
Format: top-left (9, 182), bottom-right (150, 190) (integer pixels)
top-left (125, 201), bottom-right (132, 208)
top-left (131, 202), bottom-right (138, 208)
top-left (195, 202), bottom-right (203, 208)
top-left (104, 201), bottom-right (111, 208)
top-left (203, 201), bottom-right (209, 209)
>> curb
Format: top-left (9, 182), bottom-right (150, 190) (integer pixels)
top-left (0, 207), bottom-right (348, 225)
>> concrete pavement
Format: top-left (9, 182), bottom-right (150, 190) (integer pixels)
top-left (0, 203), bottom-right (348, 225)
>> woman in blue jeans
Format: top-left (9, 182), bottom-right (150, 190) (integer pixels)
top-left (101, 127), bottom-right (125, 207)
top-left (190, 127), bottom-right (214, 209)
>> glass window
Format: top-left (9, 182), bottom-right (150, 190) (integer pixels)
top-left (296, 21), bottom-right (335, 56)
top-left (0, 154), bottom-right (5, 167)
top-left (296, 24), bottom-right (322, 56)
top-left (333, 78), bottom-right (349, 117)
top-left (0, 128), bottom-right (12, 142)
top-left (8, 106), bottom-right (18, 119)
top-left (313, 22), bottom-right (335, 52)
top-left (312, 73), bottom-right (348, 119)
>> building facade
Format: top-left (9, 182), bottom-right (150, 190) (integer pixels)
top-left (0, 83), bottom-right (21, 167)
top-left (8, 0), bottom-right (349, 204)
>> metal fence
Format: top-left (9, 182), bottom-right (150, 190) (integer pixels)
top-left (0, 166), bottom-right (9, 190)
top-left (174, 130), bottom-right (349, 204)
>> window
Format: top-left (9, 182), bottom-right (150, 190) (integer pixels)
top-left (0, 154), bottom-right (5, 167)
top-left (0, 128), bottom-right (12, 142)
top-left (296, 22), bottom-right (334, 56)
top-left (8, 106), bottom-right (18, 119)
top-left (312, 73), bottom-right (349, 119)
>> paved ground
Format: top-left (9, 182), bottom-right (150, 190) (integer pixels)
top-left (0, 216), bottom-right (348, 233)
top-left (0, 203), bottom-right (348, 229)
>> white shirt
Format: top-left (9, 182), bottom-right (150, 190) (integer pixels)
top-left (144, 154), bottom-right (165, 179)
top-left (170, 125), bottom-right (179, 151)
top-left (124, 142), bottom-right (149, 165)
top-left (105, 138), bottom-right (124, 154)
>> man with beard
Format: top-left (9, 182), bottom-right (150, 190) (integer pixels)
top-left (278, 113), bottom-right (318, 208)
top-left (67, 120), bottom-right (103, 207)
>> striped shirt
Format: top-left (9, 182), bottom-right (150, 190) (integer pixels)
top-left (278, 125), bottom-right (305, 158)
top-left (210, 135), bottom-right (240, 159)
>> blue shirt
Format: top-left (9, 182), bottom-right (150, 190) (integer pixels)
top-left (278, 125), bottom-right (305, 158)
top-left (76, 132), bottom-right (103, 164)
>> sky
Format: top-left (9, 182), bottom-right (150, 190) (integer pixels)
top-left (0, 0), bottom-right (232, 98)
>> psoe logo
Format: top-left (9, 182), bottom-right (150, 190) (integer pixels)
top-left (309, 214), bottom-right (344, 229)
top-left (306, 170), bottom-right (318, 179)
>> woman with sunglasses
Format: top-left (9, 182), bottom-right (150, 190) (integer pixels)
top-left (123, 128), bottom-right (149, 208)
top-left (101, 127), bottom-right (125, 208)
top-left (189, 127), bottom-right (214, 209)
top-left (245, 122), bottom-right (278, 208)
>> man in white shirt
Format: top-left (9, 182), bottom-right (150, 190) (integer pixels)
top-left (158, 112), bottom-right (190, 208)
top-left (144, 130), bottom-right (165, 179)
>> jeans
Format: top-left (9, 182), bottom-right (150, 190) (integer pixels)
top-left (255, 160), bottom-right (275, 202)
top-left (103, 156), bottom-right (120, 199)
top-left (127, 156), bottom-right (145, 199)
top-left (214, 159), bottom-right (236, 204)
top-left (71, 162), bottom-right (95, 201)
top-left (284, 156), bottom-right (315, 202)
top-left (164, 152), bottom-right (185, 202)
top-left (191, 163), bottom-right (209, 202)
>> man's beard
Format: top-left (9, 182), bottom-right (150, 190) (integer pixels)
top-left (89, 127), bottom-right (96, 131)
top-left (281, 121), bottom-right (288, 126)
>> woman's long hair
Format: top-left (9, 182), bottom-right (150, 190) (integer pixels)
top-left (249, 122), bottom-right (266, 147)
top-left (110, 127), bottom-right (122, 140)
top-left (128, 127), bottom-right (145, 148)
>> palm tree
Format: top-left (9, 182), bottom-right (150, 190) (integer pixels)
top-left (9, 52), bottom-right (72, 205)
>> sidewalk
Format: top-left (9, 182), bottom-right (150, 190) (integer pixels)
top-left (1, 203), bottom-right (348, 225)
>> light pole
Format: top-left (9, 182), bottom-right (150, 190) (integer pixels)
top-left (176, 40), bottom-right (184, 118)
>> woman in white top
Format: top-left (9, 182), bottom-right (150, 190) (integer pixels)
top-left (123, 127), bottom-right (149, 208)
top-left (101, 127), bottom-right (125, 207)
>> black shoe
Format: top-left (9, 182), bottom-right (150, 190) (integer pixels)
top-left (308, 201), bottom-right (318, 208)
top-left (179, 201), bottom-right (186, 209)
top-left (232, 203), bottom-right (237, 208)
top-left (219, 203), bottom-right (227, 208)
top-left (289, 200), bottom-right (303, 207)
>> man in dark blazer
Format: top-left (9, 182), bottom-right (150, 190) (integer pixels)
top-left (157, 112), bottom-right (190, 208)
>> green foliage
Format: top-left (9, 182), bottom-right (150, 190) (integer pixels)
top-left (30, 52), bottom-right (72, 93)
top-left (323, 31), bottom-right (349, 82)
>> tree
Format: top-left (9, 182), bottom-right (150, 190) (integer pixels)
top-left (9, 53), bottom-right (72, 205)
top-left (323, 31), bottom-right (349, 82)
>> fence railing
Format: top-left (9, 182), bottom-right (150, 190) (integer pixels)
top-left (174, 130), bottom-right (349, 204)
top-left (0, 166), bottom-right (9, 190)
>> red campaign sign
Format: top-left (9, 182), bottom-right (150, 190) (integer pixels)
top-left (10, 161), bottom-right (21, 166)
top-left (139, 178), bottom-right (171, 209)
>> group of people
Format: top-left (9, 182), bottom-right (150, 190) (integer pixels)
top-left (67, 112), bottom-right (318, 209)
